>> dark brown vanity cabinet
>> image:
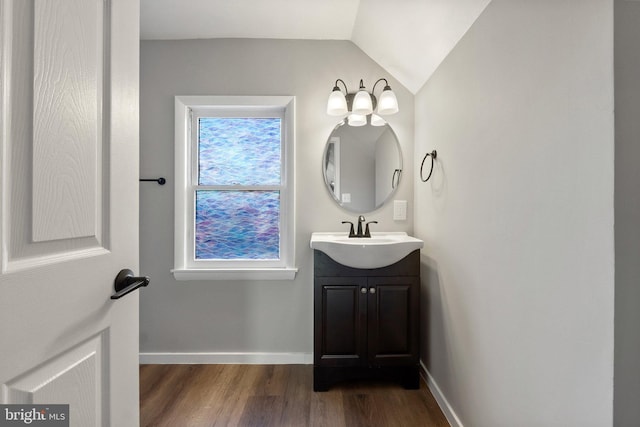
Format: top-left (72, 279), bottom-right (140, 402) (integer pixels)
top-left (313, 250), bottom-right (420, 391)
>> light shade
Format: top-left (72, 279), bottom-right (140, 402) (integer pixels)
top-left (351, 80), bottom-right (374, 115)
top-left (377, 86), bottom-right (399, 115)
top-left (327, 89), bottom-right (348, 116)
top-left (347, 114), bottom-right (367, 127)
top-left (352, 91), bottom-right (373, 115)
top-left (370, 114), bottom-right (386, 127)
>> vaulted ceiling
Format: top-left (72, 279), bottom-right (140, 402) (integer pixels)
top-left (140, 0), bottom-right (491, 94)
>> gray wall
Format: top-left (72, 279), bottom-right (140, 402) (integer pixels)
top-left (333, 125), bottom-right (376, 211)
top-left (414, 1), bottom-right (614, 425)
top-left (139, 39), bottom-right (415, 358)
top-left (614, 1), bottom-right (640, 425)
top-left (375, 128), bottom-right (399, 206)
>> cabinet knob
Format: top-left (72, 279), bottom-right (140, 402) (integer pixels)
top-left (361, 287), bottom-right (367, 294)
top-left (369, 287), bottom-right (376, 294)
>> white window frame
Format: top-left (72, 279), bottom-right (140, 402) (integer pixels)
top-left (173, 96), bottom-right (297, 280)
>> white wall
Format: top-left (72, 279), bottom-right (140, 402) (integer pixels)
top-left (139, 39), bottom-right (415, 360)
top-left (614, 1), bottom-right (640, 425)
top-left (414, 1), bottom-right (614, 426)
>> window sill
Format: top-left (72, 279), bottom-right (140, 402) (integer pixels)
top-left (172, 267), bottom-right (298, 281)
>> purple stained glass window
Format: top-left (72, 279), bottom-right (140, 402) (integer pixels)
top-left (195, 191), bottom-right (280, 260)
top-left (198, 118), bottom-right (281, 186)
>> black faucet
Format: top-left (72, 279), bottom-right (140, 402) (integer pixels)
top-left (342, 216), bottom-right (377, 238)
top-left (364, 220), bottom-right (378, 237)
top-left (356, 215), bottom-right (366, 237)
top-left (341, 221), bottom-right (356, 237)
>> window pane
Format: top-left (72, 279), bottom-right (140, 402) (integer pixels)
top-left (195, 190), bottom-right (280, 260)
top-left (198, 118), bottom-right (281, 186)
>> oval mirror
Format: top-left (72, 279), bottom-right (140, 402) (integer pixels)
top-left (323, 121), bottom-right (402, 213)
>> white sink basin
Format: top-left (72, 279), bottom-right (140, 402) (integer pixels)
top-left (310, 232), bottom-right (424, 269)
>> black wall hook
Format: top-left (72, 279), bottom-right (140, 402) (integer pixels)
top-left (420, 150), bottom-right (437, 182)
top-left (140, 177), bottom-right (166, 185)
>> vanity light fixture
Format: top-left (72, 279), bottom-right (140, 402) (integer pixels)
top-left (327, 78), bottom-right (399, 125)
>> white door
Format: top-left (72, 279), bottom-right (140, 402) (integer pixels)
top-left (0, 0), bottom-right (140, 426)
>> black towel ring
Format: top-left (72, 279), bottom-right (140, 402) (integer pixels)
top-left (391, 169), bottom-right (402, 189)
top-left (420, 150), bottom-right (437, 182)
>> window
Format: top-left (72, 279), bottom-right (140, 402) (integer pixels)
top-left (173, 96), bottom-right (296, 280)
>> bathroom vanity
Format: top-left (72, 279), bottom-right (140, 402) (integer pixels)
top-left (312, 247), bottom-right (421, 391)
top-left (314, 113), bottom-right (422, 391)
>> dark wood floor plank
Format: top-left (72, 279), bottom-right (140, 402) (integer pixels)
top-left (343, 393), bottom-right (376, 427)
top-left (140, 364), bottom-right (450, 427)
top-left (238, 395), bottom-right (284, 427)
top-left (251, 364), bottom-right (288, 397)
top-left (140, 364), bottom-right (203, 427)
top-left (212, 365), bottom-right (262, 426)
top-left (310, 389), bottom-right (347, 427)
top-left (161, 365), bottom-right (223, 427)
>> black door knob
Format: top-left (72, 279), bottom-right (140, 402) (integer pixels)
top-left (111, 269), bottom-right (150, 300)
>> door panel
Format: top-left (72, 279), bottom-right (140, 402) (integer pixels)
top-left (376, 285), bottom-right (411, 353)
top-left (314, 277), bottom-right (367, 366)
top-left (368, 277), bottom-right (419, 365)
top-left (0, 0), bottom-right (140, 425)
top-left (32, 0), bottom-right (103, 242)
top-left (5, 0), bottom-right (109, 266)
top-left (4, 333), bottom-right (106, 425)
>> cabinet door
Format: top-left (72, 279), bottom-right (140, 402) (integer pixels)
top-left (367, 276), bottom-right (420, 366)
top-left (314, 277), bottom-right (367, 366)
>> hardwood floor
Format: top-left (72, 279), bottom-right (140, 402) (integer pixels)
top-left (140, 364), bottom-right (449, 427)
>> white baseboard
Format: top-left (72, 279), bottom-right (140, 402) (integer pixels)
top-left (139, 352), bottom-right (313, 365)
top-left (420, 360), bottom-right (463, 427)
